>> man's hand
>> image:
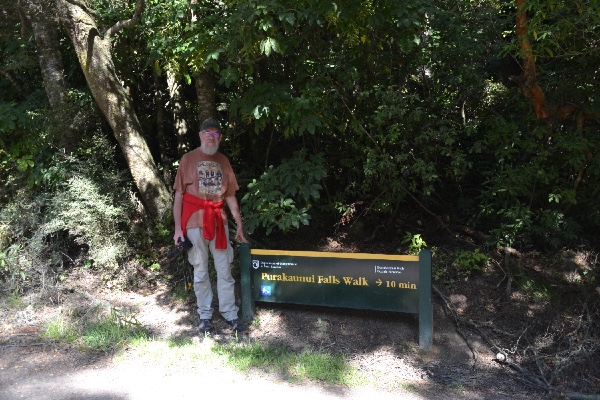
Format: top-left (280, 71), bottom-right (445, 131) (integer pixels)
top-left (235, 225), bottom-right (248, 243)
top-left (173, 190), bottom-right (185, 245)
top-left (226, 195), bottom-right (248, 244)
top-left (173, 227), bottom-right (185, 245)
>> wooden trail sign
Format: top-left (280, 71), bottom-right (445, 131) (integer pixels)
top-left (239, 245), bottom-right (432, 350)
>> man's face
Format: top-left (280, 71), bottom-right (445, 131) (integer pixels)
top-left (200, 128), bottom-right (221, 155)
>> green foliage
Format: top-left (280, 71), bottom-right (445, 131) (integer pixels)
top-left (213, 340), bottom-right (355, 385)
top-left (44, 305), bottom-right (147, 352)
top-left (0, 97), bottom-right (53, 192)
top-left (241, 151), bottom-right (326, 235)
top-left (516, 276), bottom-right (553, 302)
top-left (229, 83), bottom-right (323, 137)
top-left (475, 117), bottom-right (590, 248)
top-left (522, 0), bottom-right (600, 66)
top-left (452, 249), bottom-right (488, 277)
top-left (0, 131), bottom-right (135, 292)
top-left (130, 214), bottom-right (174, 272)
top-left (81, 306), bottom-right (147, 352)
top-left (0, 102), bottom-right (23, 134)
top-left (45, 175), bottom-right (129, 264)
top-left (432, 263), bottom-right (447, 282)
top-left (0, 171), bottom-right (131, 291)
top-left (0, 244), bottom-right (27, 293)
top-left (44, 315), bottom-right (79, 343)
top-left (401, 232), bottom-right (427, 255)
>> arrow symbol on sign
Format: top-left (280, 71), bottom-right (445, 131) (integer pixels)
top-left (376, 279), bottom-right (382, 286)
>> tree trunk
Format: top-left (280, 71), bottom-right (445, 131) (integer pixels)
top-left (154, 72), bottom-right (170, 183)
top-left (19, 0), bottom-right (67, 111)
top-left (194, 71), bottom-right (217, 123)
top-left (166, 71), bottom-right (192, 156)
top-left (513, 0), bottom-right (600, 126)
top-left (56, 0), bottom-right (171, 218)
top-left (513, 0), bottom-right (548, 121)
top-left (18, 0), bottom-right (81, 152)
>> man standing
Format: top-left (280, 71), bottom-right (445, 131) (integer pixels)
top-left (172, 118), bottom-right (248, 333)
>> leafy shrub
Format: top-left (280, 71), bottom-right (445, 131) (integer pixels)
top-left (474, 119), bottom-right (594, 249)
top-left (0, 173), bottom-right (131, 291)
top-left (400, 232), bottom-right (427, 255)
top-left (0, 190), bottom-right (51, 292)
top-left (41, 174), bottom-right (130, 267)
top-left (452, 249), bottom-right (488, 278)
top-left (241, 151), bottom-right (326, 235)
top-left (0, 132), bottom-right (134, 292)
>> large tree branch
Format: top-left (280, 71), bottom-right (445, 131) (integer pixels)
top-left (60, 0), bottom-right (102, 25)
top-left (104, 0), bottom-right (144, 38)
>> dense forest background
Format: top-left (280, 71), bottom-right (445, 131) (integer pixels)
top-left (1, 0), bottom-right (599, 396)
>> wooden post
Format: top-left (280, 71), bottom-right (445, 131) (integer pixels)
top-left (239, 243), bottom-right (255, 321)
top-left (419, 249), bottom-right (433, 351)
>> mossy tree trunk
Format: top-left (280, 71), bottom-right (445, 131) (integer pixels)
top-left (56, 0), bottom-right (171, 218)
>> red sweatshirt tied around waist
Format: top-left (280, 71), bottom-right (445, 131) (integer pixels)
top-left (181, 192), bottom-right (227, 249)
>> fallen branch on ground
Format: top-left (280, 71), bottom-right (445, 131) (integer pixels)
top-left (432, 284), bottom-right (600, 400)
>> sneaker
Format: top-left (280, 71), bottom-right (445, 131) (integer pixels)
top-left (226, 318), bottom-right (246, 332)
top-left (198, 319), bottom-right (212, 333)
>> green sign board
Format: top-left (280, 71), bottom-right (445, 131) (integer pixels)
top-left (251, 249), bottom-right (420, 312)
top-left (239, 245), bottom-right (432, 350)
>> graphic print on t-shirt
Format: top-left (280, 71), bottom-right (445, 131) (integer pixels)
top-left (197, 161), bottom-right (223, 197)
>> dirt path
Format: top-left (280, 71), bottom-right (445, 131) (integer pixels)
top-left (0, 284), bottom-right (546, 400)
top-left (0, 342), bottom-right (424, 400)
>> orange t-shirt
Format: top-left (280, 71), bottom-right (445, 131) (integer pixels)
top-left (173, 148), bottom-right (239, 230)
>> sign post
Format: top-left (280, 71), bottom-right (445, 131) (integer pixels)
top-left (239, 244), bottom-right (432, 350)
top-left (418, 249), bottom-right (433, 350)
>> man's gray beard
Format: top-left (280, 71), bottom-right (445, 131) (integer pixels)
top-left (201, 142), bottom-right (219, 155)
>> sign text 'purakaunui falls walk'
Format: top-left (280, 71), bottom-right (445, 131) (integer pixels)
top-left (239, 245), bottom-right (433, 350)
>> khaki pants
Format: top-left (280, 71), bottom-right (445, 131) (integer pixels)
top-left (186, 227), bottom-right (238, 321)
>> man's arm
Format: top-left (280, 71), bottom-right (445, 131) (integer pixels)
top-left (226, 195), bottom-right (248, 243)
top-left (173, 190), bottom-right (184, 245)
